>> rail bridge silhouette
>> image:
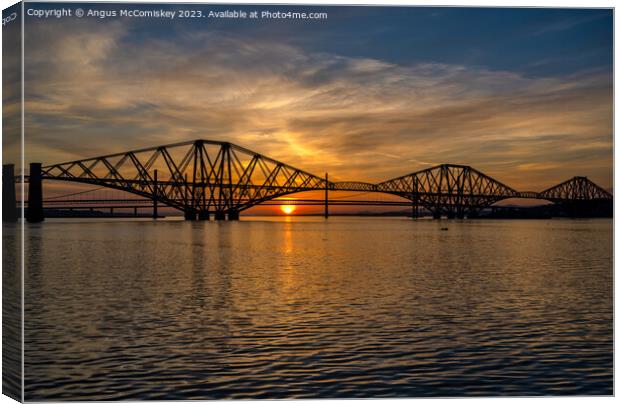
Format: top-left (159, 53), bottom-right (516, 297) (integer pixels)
top-left (3, 139), bottom-right (612, 222)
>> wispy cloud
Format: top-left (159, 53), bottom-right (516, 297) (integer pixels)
top-left (21, 19), bottom-right (612, 191)
top-left (527, 12), bottom-right (609, 37)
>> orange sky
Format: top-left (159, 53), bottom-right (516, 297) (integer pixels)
top-left (3, 6), bottom-right (613, 214)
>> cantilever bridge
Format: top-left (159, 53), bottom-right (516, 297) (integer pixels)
top-left (3, 139), bottom-right (612, 222)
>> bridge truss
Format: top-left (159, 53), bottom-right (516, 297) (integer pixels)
top-left (377, 164), bottom-right (521, 218)
top-left (39, 140), bottom-right (329, 220)
top-left (7, 139), bottom-right (613, 221)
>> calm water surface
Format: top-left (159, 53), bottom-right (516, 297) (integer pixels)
top-left (20, 217), bottom-right (612, 399)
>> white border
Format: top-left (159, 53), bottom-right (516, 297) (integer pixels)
top-left (0, 1), bottom-right (615, 404)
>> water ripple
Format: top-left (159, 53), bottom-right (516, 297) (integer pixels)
top-left (21, 218), bottom-right (612, 399)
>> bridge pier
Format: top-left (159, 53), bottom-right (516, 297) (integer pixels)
top-left (214, 211), bottom-right (226, 221)
top-left (324, 173), bottom-right (329, 219)
top-left (3, 164), bottom-right (17, 222)
top-left (198, 211), bottom-right (210, 221)
top-left (184, 210), bottom-right (196, 221)
top-left (228, 210), bottom-right (239, 220)
top-left (26, 163), bottom-right (44, 223)
top-left (152, 169), bottom-right (158, 219)
top-left (411, 182), bottom-right (419, 219)
top-left (432, 211), bottom-right (441, 219)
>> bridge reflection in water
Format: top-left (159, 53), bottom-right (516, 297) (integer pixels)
top-left (2, 139), bottom-right (612, 222)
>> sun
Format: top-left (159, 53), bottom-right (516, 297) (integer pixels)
top-left (281, 205), bottom-right (296, 215)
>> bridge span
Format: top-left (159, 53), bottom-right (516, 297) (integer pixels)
top-left (3, 139), bottom-right (612, 222)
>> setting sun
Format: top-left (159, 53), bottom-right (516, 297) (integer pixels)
top-left (281, 205), bottom-right (296, 215)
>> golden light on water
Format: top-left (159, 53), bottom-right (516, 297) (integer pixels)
top-left (281, 205), bottom-right (296, 215)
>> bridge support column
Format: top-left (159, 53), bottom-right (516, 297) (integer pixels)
top-left (324, 173), bottom-right (329, 219)
top-left (152, 169), bottom-right (158, 219)
top-left (228, 210), bottom-right (239, 221)
top-left (214, 211), bottom-right (226, 221)
top-left (411, 178), bottom-right (419, 219)
top-left (432, 211), bottom-right (441, 219)
top-left (198, 211), bottom-right (210, 221)
top-left (184, 210), bottom-right (196, 221)
top-left (26, 163), bottom-right (44, 223)
top-left (3, 164), bottom-right (17, 222)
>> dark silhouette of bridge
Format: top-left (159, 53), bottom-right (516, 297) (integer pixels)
top-left (2, 139), bottom-right (612, 222)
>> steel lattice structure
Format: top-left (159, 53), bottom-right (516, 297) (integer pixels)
top-left (377, 164), bottom-right (521, 218)
top-left (539, 176), bottom-right (612, 202)
top-left (27, 139), bottom-right (612, 220)
top-left (41, 140), bottom-right (328, 219)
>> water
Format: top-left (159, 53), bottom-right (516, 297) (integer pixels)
top-left (17, 217), bottom-right (612, 399)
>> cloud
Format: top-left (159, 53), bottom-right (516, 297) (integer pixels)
top-left (21, 19), bottom-right (612, 192)
top-left (527, 12), bottom-right (610, 37)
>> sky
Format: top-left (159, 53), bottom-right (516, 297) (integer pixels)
top-left (10, 3), bottom-right (614, 199)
